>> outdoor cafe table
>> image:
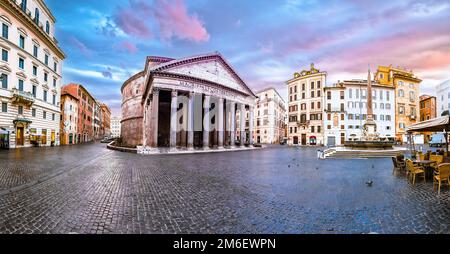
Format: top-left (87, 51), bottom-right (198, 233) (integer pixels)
top-left (412, 160), bottom-right (436, 179)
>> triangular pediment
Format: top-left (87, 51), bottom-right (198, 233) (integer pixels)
top-left (152, 54), bottom-right (255, 96)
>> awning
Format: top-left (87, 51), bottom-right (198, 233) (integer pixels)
top-left (0, 129), bottom-right (8, 135)
top-left (405, 115), bottom-right (450, 133)
top-left (309, 136), bottom-right (317, 139)
top-left (31, 134), bottom-right (42, 137)
top-left (13, 118), bottom-right (32, 125)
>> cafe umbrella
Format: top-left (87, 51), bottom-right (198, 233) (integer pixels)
top-left (405, 115), bottom-right (450, 154)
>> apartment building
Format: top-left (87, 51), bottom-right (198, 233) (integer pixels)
top-left (287, 63), bottom-right (326, 146)
top-left (253, 87), bottom-right (286, 144)
top-left (0, 0), bottom-right (65, 148)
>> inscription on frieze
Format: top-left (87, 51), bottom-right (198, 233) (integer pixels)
top-left (178, 81), bottom-right (240, 99)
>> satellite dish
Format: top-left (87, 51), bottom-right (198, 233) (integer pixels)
top-left (64, 120), bottom-right (70, 126)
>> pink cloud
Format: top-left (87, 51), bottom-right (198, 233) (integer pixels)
top-left (317, 24), bottom-right (450, 75)
top-left (154, 0), bottom-right (210, 42)
top-left (114, 9), bottom-right (152, 39)
top-left (119, 41), bottom-right (138, 54)
top-left (68, 36), bottom-right (92, 57)
top-left (113, 0), bottom-right (209, 43)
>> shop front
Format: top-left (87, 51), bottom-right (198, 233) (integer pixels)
top-left (0, 128), bottom-right (9, 149)
top-left (309, 136), bottom-right (317, 146)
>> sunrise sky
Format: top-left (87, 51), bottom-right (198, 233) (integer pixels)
top-left (46, 0), bottom-right (450, 116)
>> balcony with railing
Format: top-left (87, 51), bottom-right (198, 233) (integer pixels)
top-left (297, 120), bottom-right (310, 126)
top-left (11, 88), bottom-right (35, 106)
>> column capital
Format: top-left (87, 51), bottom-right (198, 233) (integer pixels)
top-left (171, 90), bottom-right (178, 97)
top-left (152, 87), bottom-right (160, 94)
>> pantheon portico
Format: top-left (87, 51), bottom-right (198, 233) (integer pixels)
top-left (120, 52), bottom-right (257, 153)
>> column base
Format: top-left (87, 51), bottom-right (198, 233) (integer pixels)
top-left (203, 146), bottom-right (211, 151)
top-left (169, 147), bottom-right (178, 152)
top-left (187, 146), bottom-right (195, 151)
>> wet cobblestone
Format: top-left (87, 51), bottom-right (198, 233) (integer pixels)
top-left (0, 143), bottom-right (449, 234)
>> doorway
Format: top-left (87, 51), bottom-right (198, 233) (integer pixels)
top-left (42, 129), bottom-right (47, 145)
top-left (51, 130), bottom-right (55, 146)
top-left (309, 136), bottom-right (317, 146)
top-left (157, 90), bottom-right (171, 147)
top-left (327, 136), bottom-right (336, 147)
top-left (16, 127), bottom-right (24, 146)
top-left (293, 136), bottom-right (299, 145)
top-left (301, 134), bottom-right (307, 145)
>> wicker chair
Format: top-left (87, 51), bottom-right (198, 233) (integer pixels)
top-left (434, 163), bottom-right (450, 194)
top-left (429, 155), bottom-right (444, 173)
top-left (392, 156), bottom-right (406, 174)
top-left (406, 159), bottom-right (426, 185)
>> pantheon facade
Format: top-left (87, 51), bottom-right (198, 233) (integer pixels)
top-left (121, 52), bottom-right (257, 152)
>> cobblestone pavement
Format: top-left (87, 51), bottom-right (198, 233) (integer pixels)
top-left (0, 143), bottom-right (450, 234)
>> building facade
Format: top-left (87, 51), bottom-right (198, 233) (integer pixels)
top-left (436, 80), bottom-right (450, 116)
top-left (375, 65), bottom-right (421, 142)
top-left (287, 63), bottom-right (326, 146)
top-left (93, 99), bottom-right (101, 140)
top-left (0, 0), bottom-right (65, 149)
top-left (323, 83), bottom-right (346, 147)
top-left (253, 87), bottom-right (286, 144)
top-left (61, 84), bottom-right (95, 143)
top-left (419, 95), bottom-right (437, 121)
top-left (100, 103), bottom-right (111, 138)
top-left (322, 78), bottom-right (396, 146)
top-left (111, 116), bottom-right (121, 138)
top-left (121, 52), bottom-right (257, 152)
top-left (60, 91), bottom-right (78, 145)
top-left (419, 94), bottom-right (437, 143)
top-left (340, 79), bottom-right (396, 143)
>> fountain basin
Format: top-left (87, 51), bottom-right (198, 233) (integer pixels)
top-left (344, 141), bottom-right (395, 150)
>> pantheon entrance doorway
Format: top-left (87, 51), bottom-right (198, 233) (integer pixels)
top-left (157, 90), bottom-right (171, 147)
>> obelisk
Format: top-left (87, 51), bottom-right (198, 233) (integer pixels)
top-left (363, 67), bottom-right (377, 140)
top-left (367, 68), bottom-right (373, 121)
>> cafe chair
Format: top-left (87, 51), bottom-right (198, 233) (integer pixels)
top-left (429, 155), bottom-right (443, 172)
top-left (434, 163), bottom-right (450, 194)
top-left (392, 157), bottom-right (406, 174)
top-left (430, 154), bottom-right (444, 164)
top-left (406, 159), bottom-right (426, 185)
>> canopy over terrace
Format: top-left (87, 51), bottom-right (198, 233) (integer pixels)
top-left (405, 115), bottom-right (450, 153)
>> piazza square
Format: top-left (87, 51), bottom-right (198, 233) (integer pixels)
top-left (1, 0), bottom-right (450, 243)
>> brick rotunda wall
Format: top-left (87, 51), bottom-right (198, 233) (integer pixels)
top-left (121, 72), bottom-right (145, 148)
